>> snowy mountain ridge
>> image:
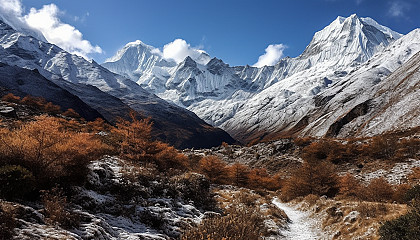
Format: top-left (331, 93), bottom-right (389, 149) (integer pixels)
top-left (0, 19), bottom-right (235, 148)
top-left (103, 14), bottom-right (419, 142)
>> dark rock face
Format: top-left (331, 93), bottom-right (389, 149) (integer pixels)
top-left (326, 100), bottom-right (371, 137)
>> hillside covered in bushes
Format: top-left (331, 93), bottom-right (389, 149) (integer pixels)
top-left (0, 93), bottom-right (419, 239)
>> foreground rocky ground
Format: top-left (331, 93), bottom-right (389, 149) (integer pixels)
top-left (2, 156), bottom-right (293, 239)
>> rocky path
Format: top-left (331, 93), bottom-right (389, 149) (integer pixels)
top-left (272, 198), bottom-right (324, 240)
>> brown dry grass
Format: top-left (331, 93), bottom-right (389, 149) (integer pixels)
top-left (182, 189), bottom-right (270, 240)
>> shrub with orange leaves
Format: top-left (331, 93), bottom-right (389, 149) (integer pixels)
top-left (247, 168), bottom-right (281, 190)
top-left (408, 167), bottom-right (420, 185)
top-left (338, 173), bottom-right (362, 198)
top-left (395, 138), bottom-right (420, 160)
top-left (153, 141), bottom-right (189, 171)
top-left (293, 137), bottom-right (313, 147)
top-left (1, 93), bottom-right (20, 103)
top-left (392, 184), bottom-right (411, 203)
top-left (227, 163), bottom-right (250, 187)
top-left (62, 108), bottom-right (80, 118)
top-left (181, 193), bottom-right (267, 240)
top-left (112, 111), bottom-right (188, 171)
top-left (43, 102), bottom-right (61, 114)
top-left (112, 111), bottom-right (153, 161)
top-left (198, 156), bottom-right (228, 184)
top-left (19, 95), bottom-right (62, 114)
top-left (302, 139), bottom-right (358, 164)
top-left (0, 115), bottom-right (107, 190)
top-left (362, 135), bottom-right (398, 160)
top-left (86, 118), bottom-right (109, 133)
top-left (20, 95), bottom-right (46, 108)
top-left (362, 177), bottom-right (394, 202)
top-left (281, 159), bottom-right (338, 201)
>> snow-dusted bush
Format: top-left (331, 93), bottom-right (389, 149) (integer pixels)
top-left (42, 187), bottom-right (79, 228)
top-left (171, 172), bottom-right (215, 210)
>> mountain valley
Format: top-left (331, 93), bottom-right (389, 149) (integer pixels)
top-left (0, 8), bottom-right (419, 240)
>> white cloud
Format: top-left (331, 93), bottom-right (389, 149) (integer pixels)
top-left (24, 4), bottom-right (102, 58)
top-left (0, 0), bottom-right (45, 40)
top-left (0, 0), bottom-right (22, 16)
top-left (253, 44), bottom-right (286, 68)
top-left (159, 39), bottom-right (210, 64)
top-left (0, 0), bottom-right (102, 59)
top-left (388, 1), bottom-right (410, 17)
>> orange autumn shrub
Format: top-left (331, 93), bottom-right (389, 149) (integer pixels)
top-left (362, 135), bottom-right (398, 160)
top-left (86, 118), bottom-right (109, 133)
top-left (0, 115), bottom-right (107, 189)
top-left (338, 173), bottom-right (362, 198)
top-left (281, 159), bottom-right (338, 201)
top-left (43, 102), bottom-right (61, 114)
top-left (62, 108), bottom-right (81, 118)
top-left (198, 156), bottom-right (228, 184)
top-left (408, 167), bottom-right (420, 185)
top-left (228, 163), bottom-right (250, 187)
top-left (1, 93), bottom-right (20, 103)
top-left (362, 177), bottom-right (394, 202)
top-left (112, 111), bottom-right (188, 171)
top-left (20, 95), bottom-right (47, 109)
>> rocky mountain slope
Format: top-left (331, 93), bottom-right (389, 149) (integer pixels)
top-left (103, 14), bottom-right (419, 143)
top-left (0, 62), bottom-right (103, 121)
top-left (0, 19), bottom-right (234, 148)
top-left (302, 36), bottom-right (420, 138)
top-left (226, 28), bottom-right (420, 142)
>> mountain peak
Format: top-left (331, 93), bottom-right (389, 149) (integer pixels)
top-left (300, 15), bottom-right (399, 64)
top-left (349, 13), bottom-right (359, 18)
top-left (335, 16), bottom-right (346, 24)
top-left (207, 57), bottom-right (226, 66)
top-left (360, 17), bottom-right (402, 40)
top-left (127, 40), bottom-right (147, 47)
top-left (180, 56), bottom-right (197, 68)
top-left (207, 57), bottom-right (228, 75)
top-left (105, 39), bottom-right (158, 63)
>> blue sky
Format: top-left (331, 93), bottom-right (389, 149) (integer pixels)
top-left (12, 0), bottom-right (420, 66)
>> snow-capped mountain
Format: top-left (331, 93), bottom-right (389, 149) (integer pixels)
top-left (302, 29), bottom-right (420, 138)
top-left (0, 19), bottom-right (235, 148)
top-left (224, 28), bottom-right (420, 142)
top-left (103, 14), bottom-right (419, 142)
top-left (102, 40), bottom-right (177, 92)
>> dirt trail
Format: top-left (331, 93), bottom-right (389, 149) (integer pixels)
top-left (272, 198), bottom-right (324, 240)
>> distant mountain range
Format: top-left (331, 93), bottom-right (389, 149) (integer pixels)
top-left (1, 13), bottom-right (418, 146)
top-left (103, 14), bottom-right (420, 143)
top-left (0, 19), bottom-right (235, 148)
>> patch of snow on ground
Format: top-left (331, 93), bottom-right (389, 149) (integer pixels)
top-left (359, 159), bottom-right (420, 184)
